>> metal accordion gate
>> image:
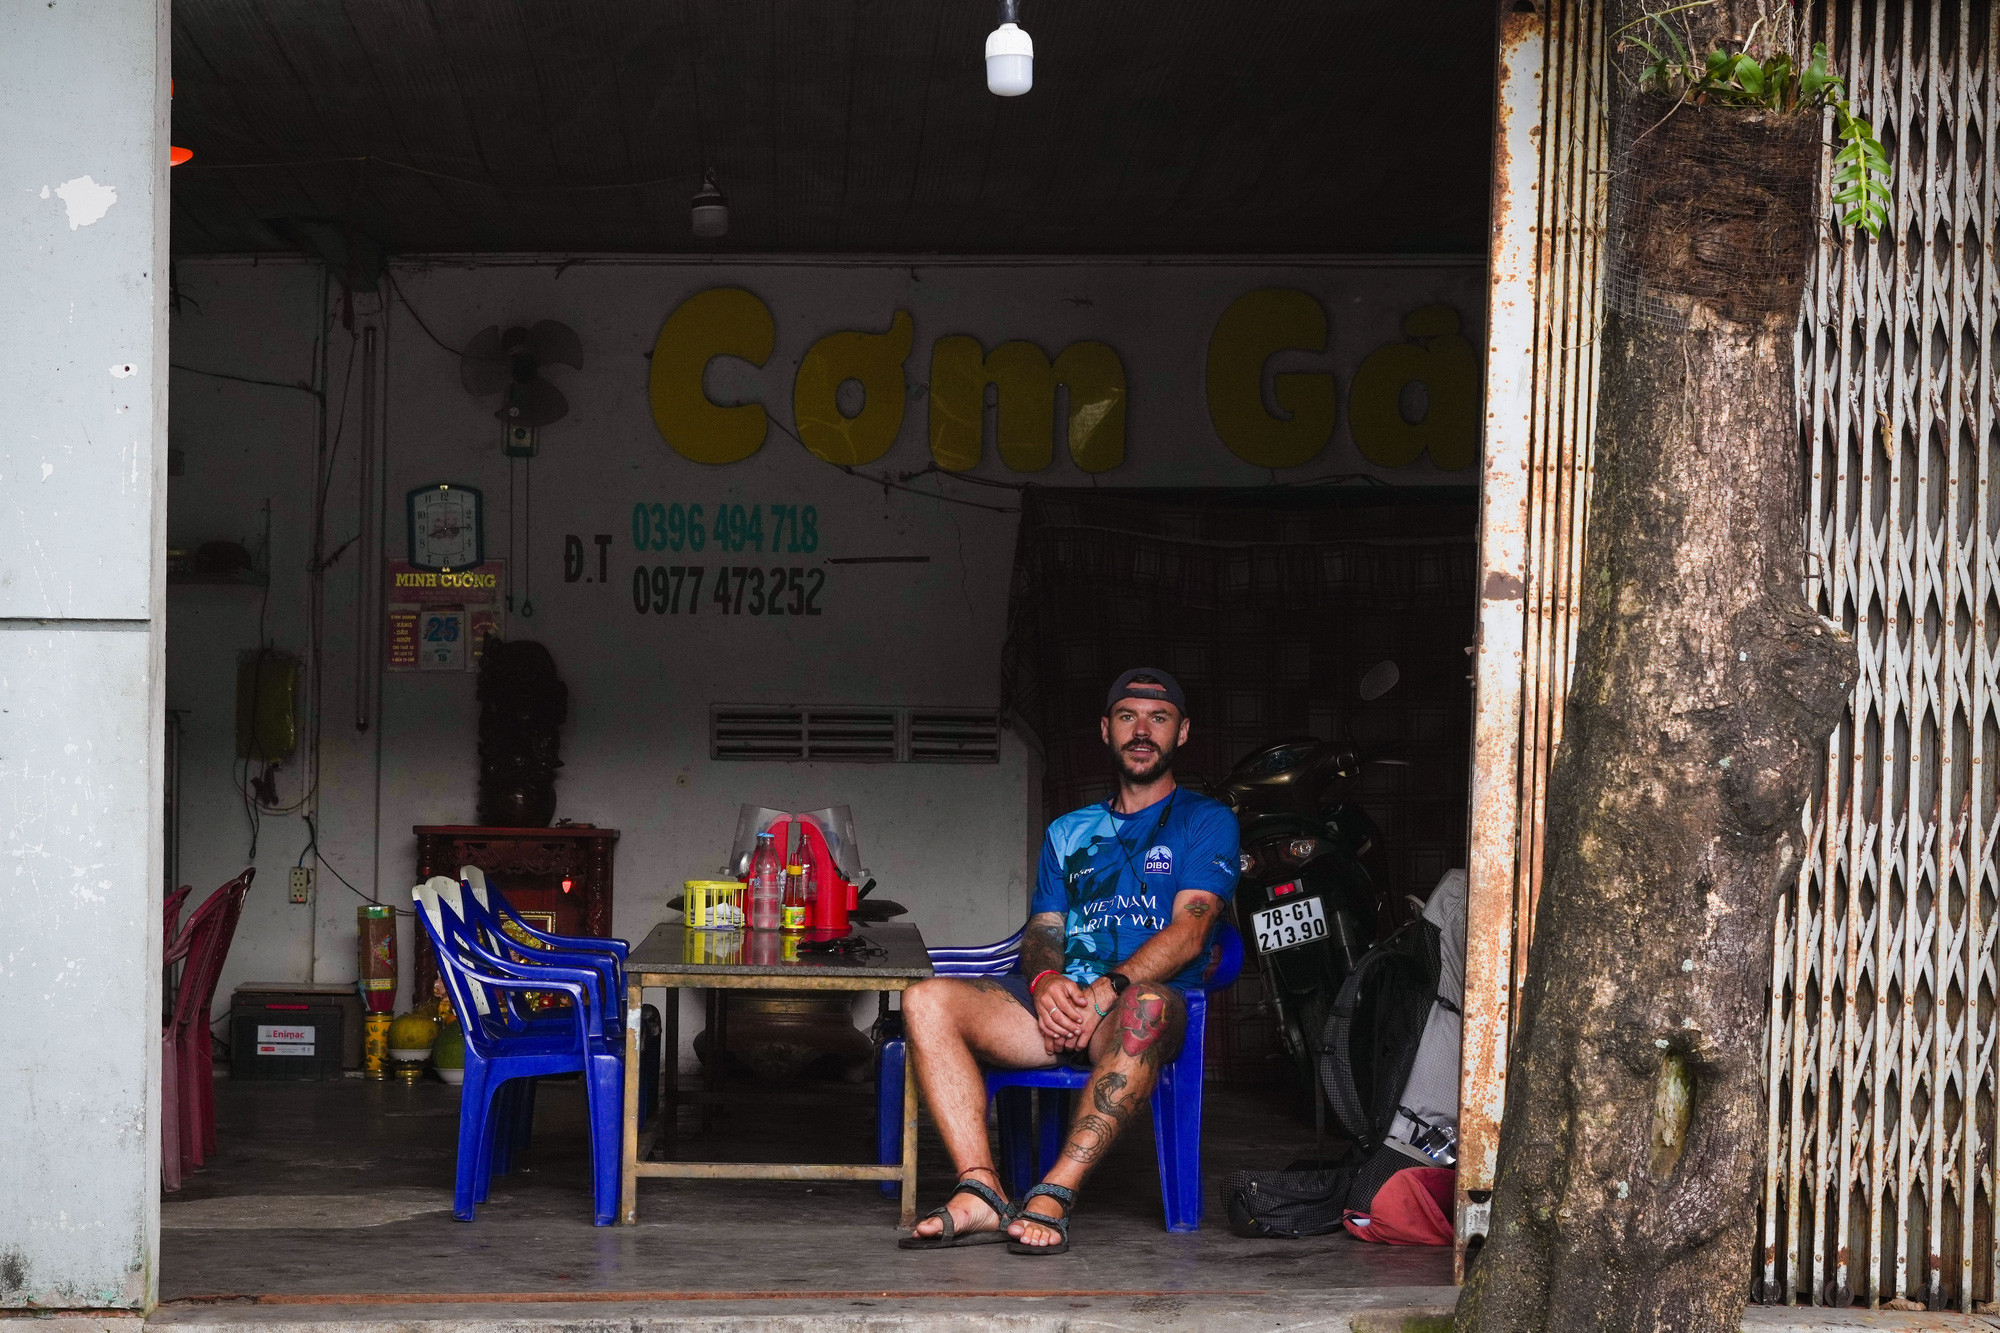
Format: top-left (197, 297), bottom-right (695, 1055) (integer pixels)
top-left (1761, 0), bottom-right (2000, 1312)
top-left (1462, 0), bottom-right (2000, 1308)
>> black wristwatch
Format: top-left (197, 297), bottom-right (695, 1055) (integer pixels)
top-left (1105, 971), bottom-right (1132, 996)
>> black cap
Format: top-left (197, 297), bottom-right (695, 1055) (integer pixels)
top-left (1104, 667), bottom-right (1187, 716)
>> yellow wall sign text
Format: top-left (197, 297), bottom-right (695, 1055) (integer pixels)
top-left (646, 286), bottom-right (1475, 474)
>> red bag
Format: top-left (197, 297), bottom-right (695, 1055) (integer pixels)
top-left (1342, 1166), bottom-right (1454, 1246)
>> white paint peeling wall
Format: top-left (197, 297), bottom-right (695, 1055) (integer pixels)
top-left (0, 0), bottom-right (168, 1312)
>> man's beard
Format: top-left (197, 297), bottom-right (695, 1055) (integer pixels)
top-left (1110, 737), bottom-right (1176, 785)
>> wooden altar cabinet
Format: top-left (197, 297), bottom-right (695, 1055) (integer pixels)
top-left (412, 825), bottom-right (620, 1001)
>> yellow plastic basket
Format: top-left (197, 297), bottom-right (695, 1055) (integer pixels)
top-left (683, 879), bottom-right (745, 930)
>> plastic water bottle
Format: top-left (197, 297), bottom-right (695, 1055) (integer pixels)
top-left (749, 831), bottom-right (783, 931)
top-left (795, 836), bottom-right (819, 911)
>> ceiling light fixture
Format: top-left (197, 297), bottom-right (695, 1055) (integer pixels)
top-left (985, 0), bottom-right (1032, 97)
top-left (691, 171), bottom-right (729, 238)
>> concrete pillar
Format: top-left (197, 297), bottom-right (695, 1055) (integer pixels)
top-left (0, 0), bottom-right (169, 1310)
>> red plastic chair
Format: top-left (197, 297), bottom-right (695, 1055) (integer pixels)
top-left (160, 882), bottom-right (193, 1192)
top-left (164, 883), bottom-right (191, 945)
top-left (195, 874), bottom-right (251, 1159)
top-left (161, 870), bottom-right (253, 1189)
top-left (162, 889), bottom-right (223, 1190)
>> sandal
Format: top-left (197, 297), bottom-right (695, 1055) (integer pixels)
top-left (1006, 1182), bottom-right (1074, 1256)
top-left (898, 1173), bottom-right (1015, 1249)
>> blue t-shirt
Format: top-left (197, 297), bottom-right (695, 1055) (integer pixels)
top-left (1030, 788), bottom-right (1240, 992)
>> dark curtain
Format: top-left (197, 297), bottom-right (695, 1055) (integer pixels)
top-left (1001, 487), bottom-right (1478, 911)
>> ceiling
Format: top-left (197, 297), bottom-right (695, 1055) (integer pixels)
top-left (169, 0), bottom-right (1497, 257)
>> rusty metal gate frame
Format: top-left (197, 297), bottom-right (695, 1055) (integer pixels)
top-left (1761, 0), bottom-right (2000, 1311)
top-left (1460, 0), bottom-right (1609, 1278)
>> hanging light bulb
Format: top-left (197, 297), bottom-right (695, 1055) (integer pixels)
top-left (985, 0), bottom-right (1032, 96)
top-left (691, 171), bottom-right (729, 238)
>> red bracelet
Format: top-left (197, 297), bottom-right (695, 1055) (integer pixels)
top-left (1027, 968), bottom-right (1059, 996)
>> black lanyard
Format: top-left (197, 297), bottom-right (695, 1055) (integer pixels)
top-left (1105, 789), bottom-right (1175, 884)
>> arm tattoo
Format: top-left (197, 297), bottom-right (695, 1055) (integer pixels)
top-left (1062, 1112), bottom-right (1121, 1167)
top-left (1091, 1071), bottom-right (1130, 1117)
top-left (1183, 899), bottom-right (1213, 919)
top-left (1020, 914), bottom-right (1064, 981)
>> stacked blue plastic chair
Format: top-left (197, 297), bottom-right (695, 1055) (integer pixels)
top-left (430, 874), bottom-right (615, 1172)
top-left (453, 866), bottom-right (649, 1164)
top-left (413, 876), bottom-right (625, 1225)
top-left (874, 921), bottom-right (1242, 1231)
top-left (460, 865), bottom-right (629, 1021)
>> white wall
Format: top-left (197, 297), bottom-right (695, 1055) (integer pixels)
top-left (0, 0), bottom-right (167, 1309)
top-left (166, 255), bottom-right (1482, 1033)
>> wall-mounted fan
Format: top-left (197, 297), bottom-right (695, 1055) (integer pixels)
top-left (459, 321), bottom-right (583, 457)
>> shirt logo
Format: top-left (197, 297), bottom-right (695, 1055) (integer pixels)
top-left (1143, 844), bottom-right (1173, 875)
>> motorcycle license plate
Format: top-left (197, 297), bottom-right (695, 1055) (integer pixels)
top-left (1253, 895), bottom-right (1328, 955)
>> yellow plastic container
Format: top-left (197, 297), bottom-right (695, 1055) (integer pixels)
top-left (683, 879), bottom-right (745, 930)
top-left (362, 1012), bottom-right (391, 1079)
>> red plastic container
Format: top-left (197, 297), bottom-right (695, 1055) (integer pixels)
top-left (756, 817), bottom-right (857, 934)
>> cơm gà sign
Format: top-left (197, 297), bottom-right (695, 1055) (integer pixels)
top-left (646, 286), bottom-right (1478, 475)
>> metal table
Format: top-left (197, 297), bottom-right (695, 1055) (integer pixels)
top-left (620, 920), bottom-right (932, 1226)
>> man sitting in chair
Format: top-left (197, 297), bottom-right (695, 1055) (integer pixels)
top-left (899, 668), bottom-right (1240, 1255)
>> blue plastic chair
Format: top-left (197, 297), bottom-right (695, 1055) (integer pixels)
top-left (457, 867), bottom-right (627, 1037)
top-left (414, 879), bottom-right (626, 1225)
top-left (437, 871), bottom-right (645, 1174)
top-left (875, 920), bottom-right (1243, 1232)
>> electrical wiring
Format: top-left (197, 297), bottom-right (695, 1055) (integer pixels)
top-left (171, 363), bottom-right (320, 395)
top-left (302, 814), bottom-right (411, 916)
top-left (382, 268), bottom-right (463, 360)
top-left (235, 504), bottom-right (274, 859)
top-left (840, 463), bottom-right (1020, 514)
top-left (752, 412), bottom-right (1023, 515)
top-left (237, 278), bottom-right (367, 850)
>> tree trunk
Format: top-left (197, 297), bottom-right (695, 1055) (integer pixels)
top-left (1455, 4), bottom-right (1856, 1331)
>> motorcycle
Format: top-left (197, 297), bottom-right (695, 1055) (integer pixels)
top-left (1210, 660), bottom-right (1411, 1093)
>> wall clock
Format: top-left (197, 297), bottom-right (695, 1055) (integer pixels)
top-left (406, 484), bottom-right (485, 571)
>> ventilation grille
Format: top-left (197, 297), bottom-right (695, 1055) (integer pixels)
top-left (908, 710), bottom-right (1002, 763)
top-left (710, 706), bottom-right (1000, 763)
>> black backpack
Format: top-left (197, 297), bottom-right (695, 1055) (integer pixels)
top-left (1321, 917), bottom-right (1443, 1151)
top-left (1222, 918), bottom-right (1446, 1238)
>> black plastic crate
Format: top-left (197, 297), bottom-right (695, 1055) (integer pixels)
top-left (228, 1001), bottom-right (346, 1081)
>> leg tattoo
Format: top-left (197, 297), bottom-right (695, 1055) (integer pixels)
top-left (1091, 1071), bottom-right (1129, 1117)
top-left (1063, 1112), bottom-right (1120, 1166)
top-left (1117, 985), bottom-right (1186, 1068)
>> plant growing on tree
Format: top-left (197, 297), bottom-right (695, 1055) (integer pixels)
top-left (1619, 6), bottom-right (1893, 237)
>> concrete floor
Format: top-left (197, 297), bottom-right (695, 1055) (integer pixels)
top-left (159, 1071), bottom-right (1453, 1313)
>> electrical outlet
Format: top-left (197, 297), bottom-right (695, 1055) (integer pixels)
top-left (289, 866), bottom-right (313, 904)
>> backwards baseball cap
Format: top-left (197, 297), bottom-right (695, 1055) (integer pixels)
top-left (1104, 667), bottom-right (1187, 716)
